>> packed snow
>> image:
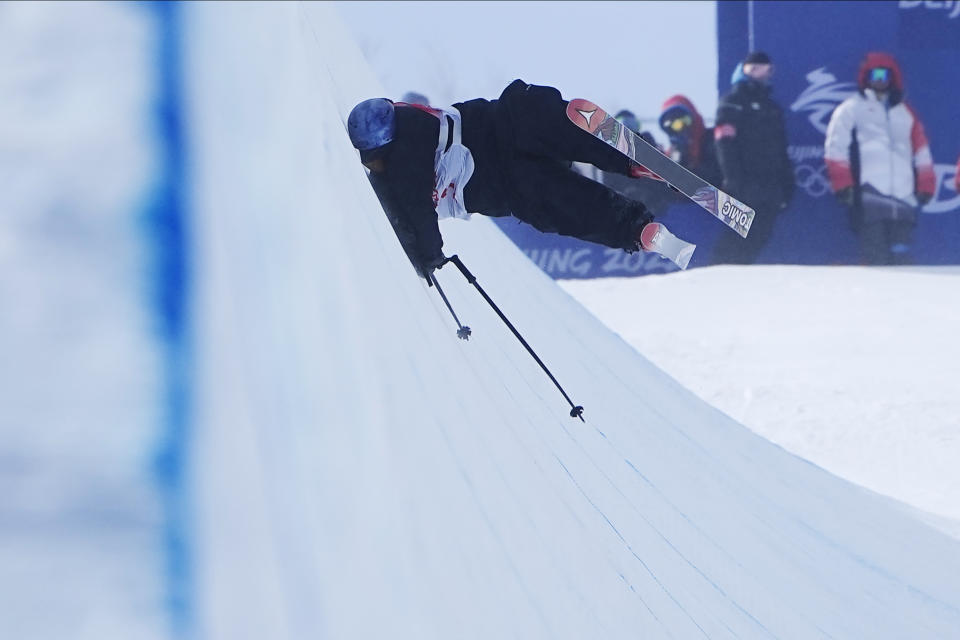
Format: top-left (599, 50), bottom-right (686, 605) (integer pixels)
top-left (3, 2), bottom-right (960, 639)
top-left (561, 265), bottom-right (960, 539)
top-left (187, 3), bottom-right (960, 638)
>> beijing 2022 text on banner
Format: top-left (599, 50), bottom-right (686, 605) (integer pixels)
top-left (494, 0), bottom-right (959, 279)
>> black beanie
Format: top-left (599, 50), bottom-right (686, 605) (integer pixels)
top-left (744, 51), bottom-right (772, 65)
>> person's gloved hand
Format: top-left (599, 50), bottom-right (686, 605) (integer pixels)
top-left (835, 187), bottom-right (854, 207)
top-left (916, 191), bottom-right (933, 207)
top-left (416, 253), bottom-right (447, 284)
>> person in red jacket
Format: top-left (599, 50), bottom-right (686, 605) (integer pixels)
top-left (824, 51), bottom-right (935, 265)
top-left (659, 95), bottom-right (722, 187)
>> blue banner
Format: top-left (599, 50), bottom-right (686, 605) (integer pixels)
top-left (716, 0), bottom-right (959, 264)
top-left (496, 0), bottom-right (960, 278)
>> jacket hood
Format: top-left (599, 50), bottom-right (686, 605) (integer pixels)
top-left (858, 52), bottom-right (904, 90)
top-left (660, 95), bottom-right (705, 137)
top-left (730, 62), bottom-right (746, 86)
top-left (858, 51), bottom-right (905, 103)
top-left (730, 61), bottom-right (773, 98)
top-left (660, 94), bottom-right (706, 168)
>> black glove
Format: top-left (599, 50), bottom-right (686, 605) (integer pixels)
top-left (916, 192), bottom-right (932, 206)
top-left (416, 253), bottom-right (447, 284)
top-left (835, 187), bottom-right (854, 207)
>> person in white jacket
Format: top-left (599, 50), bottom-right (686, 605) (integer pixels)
top-left (824, 51), bottom-right (935, 265)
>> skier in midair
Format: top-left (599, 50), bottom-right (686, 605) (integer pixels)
top-left (347, 80), bottom-right (668, 281)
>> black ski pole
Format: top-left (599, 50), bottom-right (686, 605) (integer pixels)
top-left (445, 255), bottom-right (584, 421)
top-left (430, 271), bottom-right (471, 340)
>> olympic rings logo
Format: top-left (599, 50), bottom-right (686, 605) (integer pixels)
top-left (794, 163), bottom-right (832, 198)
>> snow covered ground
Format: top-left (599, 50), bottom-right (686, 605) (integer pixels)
top-left (187, 3), bottom-right (960, 638)
top-left (4, 2), bottom-right (960, 638)
top-left (561, 265), bottom-right (960, 538)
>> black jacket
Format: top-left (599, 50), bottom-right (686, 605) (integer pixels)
top-left (715, 80), bottom-right (794, 207)
top-left (369, 80), bottom-right (645, 272)
top-left (677, 129), bottom-right (723, 188)
top-left (367, 106), bottom-right (445, 272)
top-left (368, 100), bottom-right (511, 272)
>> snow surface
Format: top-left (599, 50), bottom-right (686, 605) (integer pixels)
top-left (186, 3), bottom-right (960, 638)
top-left (561, 266), bottom-right (960, 539)
top-left (4, 2), bottom-right (960, 638)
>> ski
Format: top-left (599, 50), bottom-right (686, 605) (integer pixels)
top-left (639, 222), bottom-right (696, 270)
top-left (566, 98), bottom-right (755, 238)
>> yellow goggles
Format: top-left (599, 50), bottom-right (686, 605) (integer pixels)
top-left (663, 114), bottom-right (692, 133)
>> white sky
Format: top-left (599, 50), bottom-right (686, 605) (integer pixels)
top-left (335, 1), bottom-right (717, 140)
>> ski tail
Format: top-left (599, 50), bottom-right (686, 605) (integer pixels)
top-left (640, 222), bottom-right (696, 270)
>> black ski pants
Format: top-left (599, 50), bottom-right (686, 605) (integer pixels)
top-left (859, 219), bottom-right (914, 265)
top-left (495, 81), bottom-right (651, 251)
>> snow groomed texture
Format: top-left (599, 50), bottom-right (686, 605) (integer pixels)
top-left (187, 3), bottom-right (960, 639)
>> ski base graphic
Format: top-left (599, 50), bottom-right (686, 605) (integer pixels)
top-left (567, 98), bottom-right (755, 238)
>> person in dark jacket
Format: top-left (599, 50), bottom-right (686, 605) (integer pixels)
top-left (712, 51), bottom-right (795, 264)
top-left (659, 95), bottom-right (722, 187)
top-left (348, 80), bottom-right (658, 281)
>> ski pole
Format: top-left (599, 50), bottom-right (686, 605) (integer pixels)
top-left (430, 271), bottom-right (471, 340)
top-left (444, 255), bottom-right (584, 421)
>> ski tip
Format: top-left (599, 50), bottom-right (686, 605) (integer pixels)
top-left (568, 98), bottom-right (599, 110)
top-left (639, 222), bottom-right (664, 252)
top-left (566, 99), bottom-right (606, 133)
top-left (737, 212), bottom-right (755, 238)
top-left (640, 222), bottom-right (696, 270)
top-left (675, 245), bottom-right (695, 270)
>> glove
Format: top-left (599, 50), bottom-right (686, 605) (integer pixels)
top-left (916, 192), bottom-right (932, 207)
top-left (835, 187), bottom-right (854, 207)
top-left (416, 253), bottom-right (447, 284)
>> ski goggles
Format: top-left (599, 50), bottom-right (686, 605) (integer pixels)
top-left (869, 67), bottom-right (891, 84)
top-left (742, 62), bottom-right (774, 80)
top-left (660, 112), bottom-right (693, 133)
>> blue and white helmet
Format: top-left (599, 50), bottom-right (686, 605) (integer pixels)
top-left (348, 98), bottom-right (395, 153)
